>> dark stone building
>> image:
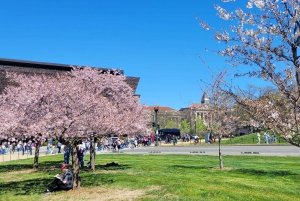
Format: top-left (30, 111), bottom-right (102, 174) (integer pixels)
top-left (0, 58), bottom-right (140, 95)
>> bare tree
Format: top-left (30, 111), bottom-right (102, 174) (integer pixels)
top-left (205, 75), bottom-right (239, 169)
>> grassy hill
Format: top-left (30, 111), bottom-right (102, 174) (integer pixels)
top-left (160, 132), bottom-right (289, 146)
top-left (221, 132), bottom-right (289, 145)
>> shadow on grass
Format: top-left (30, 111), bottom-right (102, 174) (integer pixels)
top-left (0, 160), bottom-right (63, 173)
top-left (0, 173), bottom-right (122, 195)
top-left (0, 163), bottom-right (33, 173)
top-left (230, 168), bottom-right (298, 176)
top-left (96, 163), bottom-right (130, 171)
top-left (0, 162), bottom-right (131, 195)
top-left (172, 165), bottom-right (298, 177)
top-left (0, 160), bottom-right (130, 173)
top-left (0, 178), bottom-right (53, 195)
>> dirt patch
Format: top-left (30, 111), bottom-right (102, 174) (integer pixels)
top-left (164, 192), bottom-right (179, 199)
top-left (41, 186), bottom-right (162, 201)
top-left (147, 186), bottom-right (161, 191)
top-left (97, 170), bottom-right (142, 175)
top-left (210, 167), bottom-right (235, 171)
top-left (98, 170), bottom-right (119, 174)
top-left (7, 169), bottom-right (35, 174)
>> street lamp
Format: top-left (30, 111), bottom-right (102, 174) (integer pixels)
top-left (194, 119), bottom-right (196, 136)
top-left (154, 106), bottom-right (159, 146)
top-left (194, 110), bottom-right (197, 136)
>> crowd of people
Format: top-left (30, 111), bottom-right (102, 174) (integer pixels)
top-left (257, 132), bottom-right (277, 144)
top-left (164, 134), bottom-right (179, 145)
top-left (0, 131), bottom-right (280, 156)
top-left (96, 136), bottom-right (155, 151)
top-left (0, 140), bottom-right (34, 155)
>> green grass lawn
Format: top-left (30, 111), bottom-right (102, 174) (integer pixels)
top-left (0, 153), bottom-right (299, 201)
top-left (213, 133), bottom-right (288, 145)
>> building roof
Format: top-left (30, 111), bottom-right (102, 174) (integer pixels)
top-left (146, 106), bottom-right (176, 111)
top-left (0, 57), bottom-right (140, 93)
top-left (179, 103), bottom-right (212, 111)
top-left (188, 103), bottom-right (203, 109)
top-left (0, 57), bottom-right (114, 72)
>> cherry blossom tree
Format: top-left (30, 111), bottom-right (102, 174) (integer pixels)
top-left (63, 67), bottom-right (150, 173)
top-left (0, 73), bottom-right (58, 168)
top-left (198, 0), bottom-right (300, 147)
top-left (0, 67), bottom-right (151, 187)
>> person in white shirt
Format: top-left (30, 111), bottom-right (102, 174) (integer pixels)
top-left (257, 133), bottom-right (260, 144)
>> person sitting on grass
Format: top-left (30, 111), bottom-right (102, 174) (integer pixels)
top-left (43, 164), bottom-right (73, 194)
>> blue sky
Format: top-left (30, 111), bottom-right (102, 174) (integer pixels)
top-left (0, 0), bottom-right (258, 110)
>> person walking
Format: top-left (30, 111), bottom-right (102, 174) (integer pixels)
top-left (28, 141), bottom-right (32, 155)
top-left (104, 138), bottom-right (108, 150)
top-left (46, 142), bottom-right (51, 155)
top-left (263, 132), bottom-right (268, 144)
top-left (117, 139), bottom-right (121, 152)
top-left (271, 133), bottom-right (276, 143)
top-left (17, 141), bottom-right (21, 153)
top-left (172, 135), bottom-right (177, 146)
top-left (267, 133), bottom-right (271, 144)
top-left (77, 140), bottom-right (85, 168)
top-left (6, 142), bottom-right (11, 154)
top-left (63, 145), bottom-right (70, 164)
top-left (57, 141), bottom-right (62, 154)
top-left (22, 142), bottom-right (26, 155)
top-left (257, 132), bottom-right (260, 144)
top-left (11, 142), bottom-right (15, 154)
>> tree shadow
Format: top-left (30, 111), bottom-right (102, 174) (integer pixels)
top-left (0, 165), bottom-right (130, 196)
top-left (96, 162), bottom-right (130, 171)
top-left (171, 165), bottom-right (299, 177)
top-left (0, 160), bottom-right (132, 195)
top-left (230, 168), bottom-right (298, 177)
top-left (0, 177), bottom-right (53, 195)
top-left (0, 159), bottom-right (63, 173)
top-left (36, 161), bottom-right (63, 171)
top-left (0, 163), bottom-right (33, 173)
top-left (0, 161), bottom-right (64, 196)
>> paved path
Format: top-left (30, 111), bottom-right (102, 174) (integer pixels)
top-left (1, 145), bottom-right (299, 163)
top-left (120, 145), bottom-right (300, 156)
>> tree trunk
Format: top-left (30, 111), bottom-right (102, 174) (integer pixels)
top-left (218, 136), bottom-right (223, 169)
top-left (72, 144), bottom-right (81, 189)
top-left (33, 141), bottom-right (40, 169)
top-left (90, 137), bottom-right (95, 172)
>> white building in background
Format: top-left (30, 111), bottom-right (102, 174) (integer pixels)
top-left (147, 92), bottom-right (213, 134)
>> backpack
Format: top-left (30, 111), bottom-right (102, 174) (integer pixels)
top-left (79, 147), bottom-right (84, 154)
